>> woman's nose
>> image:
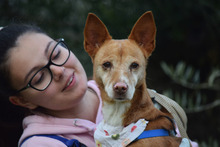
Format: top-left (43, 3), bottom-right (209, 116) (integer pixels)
top-left (50, 65), bottom-right (65, 81)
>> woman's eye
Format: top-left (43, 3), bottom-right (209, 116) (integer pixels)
top-left (130, 62), bottom-right (139, 70)
top-left (102, 62), bottom-right (112, 69)
top-left (52, 49), bottom-right (61, 60)
top-left (32, 72), bottom-right (45, 86)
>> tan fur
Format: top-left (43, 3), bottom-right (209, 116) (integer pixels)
top-left (84, 11), bottom-right (183, 146)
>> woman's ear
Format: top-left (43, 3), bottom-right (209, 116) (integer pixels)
top-left (9, 95), bottom-right (38, 110)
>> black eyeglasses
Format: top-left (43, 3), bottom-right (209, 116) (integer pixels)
top-left (16, 38), bottom-right (70, 93)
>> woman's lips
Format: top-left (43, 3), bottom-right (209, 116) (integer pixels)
top-left (63, 73), bottom-right (75, 91)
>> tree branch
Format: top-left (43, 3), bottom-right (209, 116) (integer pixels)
top-left (185, 99), bottom-right (220, 113)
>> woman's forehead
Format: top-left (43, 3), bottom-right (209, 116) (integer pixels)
top-left (17, 32), bottom-right (52, 48)
top-left (11, 33), bottom-right (53, 61)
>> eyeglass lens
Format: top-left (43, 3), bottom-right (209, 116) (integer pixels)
top-left (30, 41), bottom-right (69, 90)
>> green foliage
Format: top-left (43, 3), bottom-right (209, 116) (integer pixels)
top-left (199, 137), bottom-right (219, 147)
top-left (161, 61), bottom-right (220, 113)
top-left (161, 61), bottom-right (220, 146)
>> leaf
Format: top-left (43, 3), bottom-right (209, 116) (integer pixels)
top-left (181, 91), bottom-right (188, 108)
top-left (195, 92), bottom-right (202, 107)
top-left (174, 61), bottom-right (186, 78)
top-left (184, 66), bottom-right (194, 81)
top-left (160, 62), bottom-right (174, 77)
top-left (192, 70), bottom-right (200, 83)
top-left (208, 69), bottom-right (220, 86)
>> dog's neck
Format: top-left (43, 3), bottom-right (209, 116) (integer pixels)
top-left (102, 101), bottom-right (131, 126)
top-left (123, 84), bottom-right (157, 126)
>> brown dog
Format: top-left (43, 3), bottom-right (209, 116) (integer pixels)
top-left (84, 11), bottom-right (189, 147)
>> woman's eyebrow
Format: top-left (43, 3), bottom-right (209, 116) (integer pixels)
top-left (24, 40), bottom-right (53, 83)
top-left (44, 40), bottom-right (54, 56)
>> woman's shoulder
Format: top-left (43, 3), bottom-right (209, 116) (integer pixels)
top-left (87, 80), bottom-right (100, 96)
top-left (87, 80), bottom-right (103, 123)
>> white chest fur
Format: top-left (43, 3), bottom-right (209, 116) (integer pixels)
top-left (102, 101), bottom-right (131, 126)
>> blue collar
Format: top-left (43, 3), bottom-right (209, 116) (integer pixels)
top-left (135, 129), bottom-right (169, 141)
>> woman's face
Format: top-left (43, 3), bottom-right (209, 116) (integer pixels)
top-left (8, 32), bottom-right (88, 111)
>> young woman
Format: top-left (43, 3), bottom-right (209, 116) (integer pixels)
top-left (0, 24), bottom-right (102, 147)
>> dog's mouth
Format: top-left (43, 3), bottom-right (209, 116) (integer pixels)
top-left (114, 97), bottom-right (129, 101)
top-left (112, 88), bottom-right (131, 102)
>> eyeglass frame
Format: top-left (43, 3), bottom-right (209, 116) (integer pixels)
top-left (16, 38), bottom-right (70, 93)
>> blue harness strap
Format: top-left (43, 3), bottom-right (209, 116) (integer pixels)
top-left (135, 129), bottom-right (169, 141)
top-left (20, 134), bottom-right (86, 147)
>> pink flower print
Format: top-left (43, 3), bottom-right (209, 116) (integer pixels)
top-left (104, 130), bottom-right (109, 136)
top-left (122, 138), bottom-right (131, 147)
top-left (131, 125), bottom-right (137, 132)
top-left (95, 140), bottom-right (102, 147)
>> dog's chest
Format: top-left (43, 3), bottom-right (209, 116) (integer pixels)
top-left (102, 101), bottom-right (131, 126)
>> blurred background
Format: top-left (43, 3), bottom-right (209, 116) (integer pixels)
top-left (0, 0), bottom-right (219, 146)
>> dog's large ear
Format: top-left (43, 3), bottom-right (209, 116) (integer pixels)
top-left (128, 11), bottom-right (156, 57)
top-left (84, 13), bottom-right (112, 59)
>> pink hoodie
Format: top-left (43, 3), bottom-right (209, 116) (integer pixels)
top-left (18, 80), bottom-right (103, 147)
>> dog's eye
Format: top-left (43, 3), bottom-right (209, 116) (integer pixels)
top-left (102, 62), bottom-right (112, 69)
top-left (130, 62), bottom-right (139, 70)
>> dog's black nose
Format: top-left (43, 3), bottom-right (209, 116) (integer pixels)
top-left (113, 82), bottom-right (128, 95)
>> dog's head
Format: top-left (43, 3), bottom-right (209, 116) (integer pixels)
top-left (84, 11), bottom-right (156, 103)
